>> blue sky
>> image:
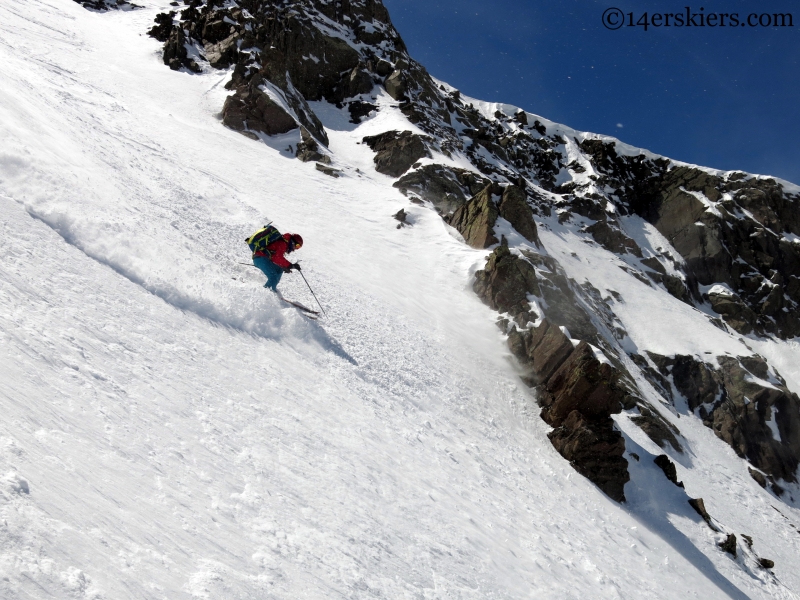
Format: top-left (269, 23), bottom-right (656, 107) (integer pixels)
top-left (382, 0), bottom-right (800, 184)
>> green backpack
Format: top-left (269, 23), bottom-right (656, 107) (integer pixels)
top-left (246, 225), bottom-right (283, 257)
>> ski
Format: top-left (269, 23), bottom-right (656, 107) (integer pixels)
top-left (279, 296), bottom-right (320, 316)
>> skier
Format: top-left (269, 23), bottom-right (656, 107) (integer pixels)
top-left (246, 225), bottom-right (303, 292)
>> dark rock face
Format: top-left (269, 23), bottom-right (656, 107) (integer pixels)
top-left (473, 244), bottom-right (629, 499)
top-left (711, 357), bottom-right (800, 482)
top-left (718, 533), bottom-right (737, 557)
top-left (74, 0), bottom-right (139, 10)
top-left (384, 69), bottom-right (406, 100)
top-left (449, 185), bottom-right (500, 248)
top-left (473, 243), bottom-right (538, 320)
top-left (688, 498), bottom-right (718, 531)
top-left (148, 0), bottom-right (407, 147)
top-left (205, 34), bottom-right (240, 69)
top-left (653, 454), bottom-right (684, 487)
top-left (585, 220), bottom-right (641, 257)
top-left (295, 127), bottom-right (323, 162)
top-left (148, 12), bottom-right (174, 41)
top-left (498, 185), bottom-right (539, 245)
top-left (548, 411), bottom-right (628, 502)
top-left (222, 86), bottom-right (297, 137)
top-left (650, 353), bottom-right (800, 482)
top-left (580, 142), bottom-right (800, 338)
top-left (362, 130), bottom-right (431, 177)
top-left (393, 164), bottom-right (490, 215)
top-left (539, 342), bottom-right (626, 426)
top-left (513, 320), bottom-right (575, 386)
top-left (348, 101), bottom-right (377, 124)
top-left (163, 27), bottom-right (202, 73)
top-left (631, 405), bottom-right (683, 453)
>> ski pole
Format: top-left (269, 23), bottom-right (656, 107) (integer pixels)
top-left (238, 262), bottom-right (258, 267)
top-left (298, 270), bottom-right (327, 316)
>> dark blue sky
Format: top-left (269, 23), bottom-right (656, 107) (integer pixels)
top-left (383, 0), bottom-right (800, 184)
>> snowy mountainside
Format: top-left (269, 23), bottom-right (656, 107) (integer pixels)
top-left (0, 0), bottom-right (799, 598)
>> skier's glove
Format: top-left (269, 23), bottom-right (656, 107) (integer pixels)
top-left (291, 263), bottom-right (302, 271)
top-left (282, 265), bottom-right (293, 274)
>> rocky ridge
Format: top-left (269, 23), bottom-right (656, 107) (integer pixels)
top-left (144, 0), bottom-right (800, 518)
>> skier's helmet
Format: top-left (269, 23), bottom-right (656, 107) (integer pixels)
top-left (291, 234), bottom-right (303, 250)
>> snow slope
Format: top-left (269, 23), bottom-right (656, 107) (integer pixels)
top-left (0, 1), bottom-right (798, 598)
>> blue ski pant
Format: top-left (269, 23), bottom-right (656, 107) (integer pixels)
top-left (253, 256), bottom-right (283, 291)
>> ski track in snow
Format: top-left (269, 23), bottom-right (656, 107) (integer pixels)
top-left (0, 1), bottom-right (799, 598)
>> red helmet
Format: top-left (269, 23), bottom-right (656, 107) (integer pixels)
top-left (291, 234), bottom-right (303, 249)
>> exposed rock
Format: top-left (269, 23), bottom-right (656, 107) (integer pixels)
top-left (335, 66), bottom-right (374, 102)
top-left (718, 533), bottom-right (737, 557)
top-left (205, 33), bottom-right (239, 69)
top-left (148, 11), bottom-right (175, 41)
top-left (708, 289), bottom-right (757, 335)
top-left (384, 69), bottom-right (406, 100)
top-left (295, 127), bottom-right (323, 162)
top-left (539, 342), bottom-right (626, 426)
top-left (316, 163), bottom-right (341, 178)
top-left (631, 405), bottom-right (683, 453)
top-left (586, 220), bottom-right (641, 257)
top-left (671, 355), bottom-right (719, 411)
top-left (473, 242), bottom-right (538, 319)
top-left (759, 558), bottom-right (775, 569)
top-left (348, 101), bottom-right (377, 124)
top-left (163, 27), bottom-right (201, 73)
top-left (74, 0), bottom-right (140, 10)
top-left (651, 353), bottom-right (800, 483)
top-left (515, 320), bottom-right (575, 386)
top-left (688, 498), bottom-right (718, 531)
top-left (222, 87), bottom-right (297, 137)
top-left (710, 356), bottom-right (800, 482)
top-left (393, 164), bottom-right (490, 215)
top-left (548, 411), bottom-right (629, 502)
top-left (393, 208), bottom-right (409, 228)
top-left (498, 185), bottom-right (539, 245)
top-left (653, 454), bottom-right (684, 487)
top-left (749, 467), bottom-right (767, 488)
top-left (362, 130), bottom-right (431, 178)
top-left (449, 185), bottom-right (500, 249)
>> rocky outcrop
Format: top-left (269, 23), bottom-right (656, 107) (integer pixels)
top-left (449, 185), bottom-right (500, 248)
top-left (473, 242), bottom-right (538, 321)
top-left (163, 26), bottom-right (202, 73)
top-left (362, 130), bottom-right (431, 177)
top-left (688, 498), bottom-right (718, 531)
top-left (205, 33), bottom-right (239, 69)
top-left (393, 164), bottom-right (491, 215)
top-left (649, 353), bottom-right (800, 482)
top-left (548, 411), bottom-right (628, 502)
top-left (653, 454), bottom-right (684, 487)
top-left (707, 288), bottom-right (757, 335)
top-left (148, 0), bottom-right (405, 147)
top-left (74, 0), bottom-right (139, 10)
top-left (295, 127), bottom-right (323, 162)
top-left (538, 342), bottom-right (626, 425)
top-left (222, 86), bottom-right (297, 137)
top-left (447, 182), bottom-right (538, 249)
top-left (631, 405), bottom-right (683, 453)
top-left (498, 185), bottom-right (539, 245)
top-left (718, 534), bottom-right (737, 557)
top-left (474, 245), bottom-right (630, 501)
top-left (384, 69), bottom-right (406, 100)
top-left (579, 142), bottom-right (800, 338)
